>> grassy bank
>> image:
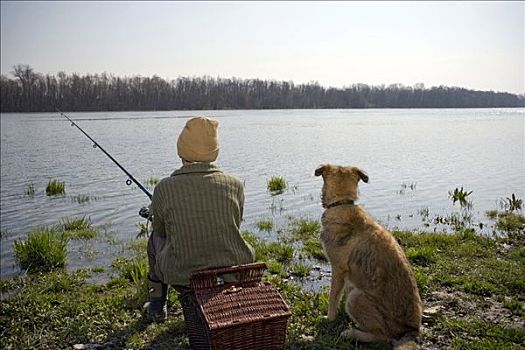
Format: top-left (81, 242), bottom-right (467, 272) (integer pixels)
top-left (1, 216), bottom-right (524, 349)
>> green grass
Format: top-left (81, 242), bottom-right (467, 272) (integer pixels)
top-left (3, 214), bottom-right (525, 349)
top-left (46, 179), bottom-right (65, 196)
top-left (242, 231), bottom-right (294, 263)
top-left (290, 218), bottom-right (321, 241)
top-left (112, 257), bottom-right (149, 293)
top-left (136, 221), bottom-right (150, 239)
top-left (494, 211), bottom-right (525, 232)
top-left (394, 229), bottom-right (525, 297)
top-left (71, 194), bottom-right (91, 204)
top-left (436, 316), bottom-right (525, 350)
top-left (61, 216), bottom-right (98, 240)
top-left (503, 299), bottom-right (524, 317)
top-left (256, 220), bottom-right (273, 232)
top-left (290, 261), bottom-right (312, 277)
top-left (267, 176), bottom-right (287, 195)
top-left (145, 177), bottom-right (160, 186)
top-left (406, 246), bottom-right (436, 267)
top-left (266, 260), bottom-right (287, 278)
top-left (25, 184), bottom-right (35, 196)
top-left (302, 238), bottom-right (326, 261)
top-left (449, 186), bottom-right (473, 209)
top-left (13, 228), bottom-right (68, 273)
top-left (91, 266), bottom-right (106, 273)
top-left (486, 210), bottom-right (525, 245)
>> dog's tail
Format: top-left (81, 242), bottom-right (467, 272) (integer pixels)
top-left (392, 331), bottom-right (419, 350)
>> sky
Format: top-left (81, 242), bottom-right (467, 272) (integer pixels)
top-left (1, 1), bottom-right (524, 94)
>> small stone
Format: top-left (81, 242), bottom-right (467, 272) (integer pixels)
top-left (424, 305), bottom-right (443, 315)
top-left (300, 334), bottom-right (315, 342)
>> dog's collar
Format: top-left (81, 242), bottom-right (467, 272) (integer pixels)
top-left (326, 199), bottom-right (355, 209)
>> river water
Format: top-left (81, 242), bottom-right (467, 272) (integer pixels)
top-left (1, 108), bottom-right (524, 278)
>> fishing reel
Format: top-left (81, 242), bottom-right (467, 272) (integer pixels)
top-left (139, 206), bottom-right (153, 220)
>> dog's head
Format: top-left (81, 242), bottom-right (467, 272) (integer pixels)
top-left (314, 164), bottom-right (369, 208)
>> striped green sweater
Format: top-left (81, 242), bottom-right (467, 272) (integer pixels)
top-left (151, 163), bottom-right (255, 286)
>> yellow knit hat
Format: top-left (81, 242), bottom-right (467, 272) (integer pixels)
top-left (177, 117), bottom-right (219, 162)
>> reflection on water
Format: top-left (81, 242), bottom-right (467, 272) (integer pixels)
top-left (1, 108), bottom-right (524, 278)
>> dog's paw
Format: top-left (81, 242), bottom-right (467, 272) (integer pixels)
top-left (326, 311), bottom-right (338, 321)
top-left (340, 328), bottom-right (357, 339)
top-left (326, 314), bottom-right (337, 321)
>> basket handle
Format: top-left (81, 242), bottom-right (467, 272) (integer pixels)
top-left (190, 262), bottom-right (266, 291)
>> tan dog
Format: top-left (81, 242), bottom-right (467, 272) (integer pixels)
top-left (315, 164), bottom-right (423, 349)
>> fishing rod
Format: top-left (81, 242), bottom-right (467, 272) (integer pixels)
top-left (56, 108), bottom-right (153, 200)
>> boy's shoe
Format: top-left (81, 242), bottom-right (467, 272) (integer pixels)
top-left (143, 300), bottom-right (167, 323)
top-left (144, 276), bottom-right (168, 323)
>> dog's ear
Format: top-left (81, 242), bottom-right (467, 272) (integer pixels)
top-left (314, 165), bottom-right (326, 177)
top-left (356, 168), bottom-right (369, 183)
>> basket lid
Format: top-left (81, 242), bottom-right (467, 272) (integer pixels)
top-left (195, 282), bottom-right (291, 330)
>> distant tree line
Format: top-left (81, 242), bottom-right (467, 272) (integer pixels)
top-left (1, 64), bottom-right (524, 112)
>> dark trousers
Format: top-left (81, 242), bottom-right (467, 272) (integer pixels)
top-left (147, 231), bottom-right (166, 282)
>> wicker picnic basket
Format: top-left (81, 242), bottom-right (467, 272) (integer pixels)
top-left (179, 262), bottom-right (291, 350)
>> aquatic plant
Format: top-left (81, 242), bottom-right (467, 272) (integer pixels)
top-left (145, 176), bottom-right (160, 186)
top-left (399, 182), bottom-right (417, 195)
top-left (61, 216), bottom-right (90, 231)
top-left (504, 194), bottom-right (523, 212)
top-left (241, 231), bottom-right (294, 263)
top-left (485, 210), bottom-right (524, 244)
top-left (71, 194), bottom-right (91, 204)
top-left (448, 187), bottom-right (473, 209)
top-left (494, 212), bottom-right (525, 233)
top-left (265, 242), bottom-right (294, 263)
top-left (60, 216), bottom-right (98, 240)
top-left (267, 176), bottom-right (287, 195)
top-left (269, 197), bottom-right (285, 214)
top-left (91, 266), bottom-right (106, 273)
top-left (256, 220), bottom-right (273, 232)
top-left (290, 218), bottom-right (321, 241)
top-left (14, 228), bottom-right (68, 272)
top-left (25, 184), bottom-right (35, 196)
top-left (290, 261), bottom-right (312, 278)
top-left (266, 260), bottom-right (287, 278)
top-left (434, 212), bottom-right (473, 232)
top-left (46, 179), bottom-right (65, 196)
top-left (417, 207), bottom-right (430, 221)
top-left (136, 221), bottom-right (150, 239)
top-left (302, 238), bottom-right (326, 261)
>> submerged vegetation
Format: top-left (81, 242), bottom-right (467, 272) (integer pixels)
top-left (13, 228), bottom-right (68, 273)
top-left (502, 193), bottom-right (523, 213)
top-left (145, 177), bottom-right (160, 186)
top-left (61, 216), bottom-right (98, 240)
top-left (25, 184), bottom-right (35, 196)
top-left (45, 179), bottom-right (65, 196)
top-left (267, 176), bottom-right (287, 195)
top-left (256, 220), bottom-right (273, 232)
top-left (448, 186), bottom-right (473, 209)
top-left (71, 194), bottom-right (93, 204)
